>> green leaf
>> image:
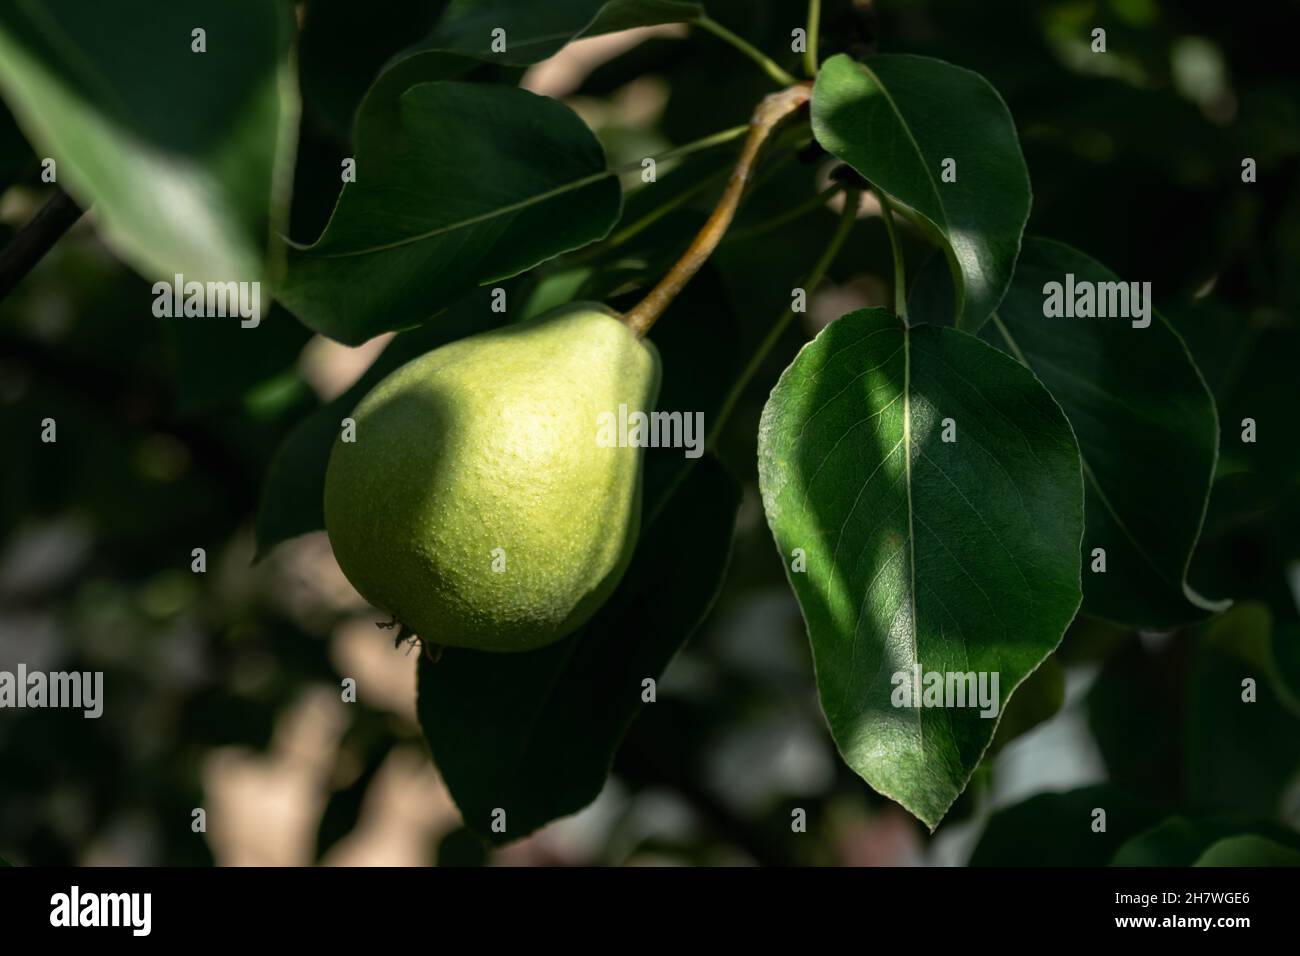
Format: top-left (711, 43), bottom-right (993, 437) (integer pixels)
top-left (1113, 816), bottom-right (1300, 866)
top-left (278, 80), bottom-right (621, 344)
top-left (428, 0), bottom-right (702, 65)
top-left (1178, 303), bottom-right (1300, 497)
top-left (756, 307), bottom-right (1083, 828)
top-left (988, 654), bottom-right (1065, 757)
top-left (164, 305), bottom-right (312, 414)
top-left (418, 454), bottom-right (739, 844)
top-left (984, 238), bottom-right (1228, 628)
top-left (1194, 835), bottom-right (1300, 866)
top-left (1185, 604), bottom-right (1300, 816)
top-left (254, 290), bottom-right (504, 558)
top-left (1086, 638), bottom-right (1180, 804)
top-left (0, 0), bottom-right (298, 284)
top-left (811, 54), bottom-right (1031, 331)
top-left (970, 785), bottom-right (1164, 866)
top-left (1203, 603), bottom-right (1300, 717)
top-left (298, 0), bottom-right (451, 139)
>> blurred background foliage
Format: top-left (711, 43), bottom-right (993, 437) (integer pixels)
top-left (1, 0), bottom-right (1298, 865)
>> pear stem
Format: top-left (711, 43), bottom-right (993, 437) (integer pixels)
top-left (621, 83), bottom-right (813, 338)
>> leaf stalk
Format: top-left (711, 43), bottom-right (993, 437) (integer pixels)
top-left (694, 15), bottom-right (799, 87)
top-left (875, 187), bottom-right (907, 322)
top-left (804, 0), bottom-right (822, 77)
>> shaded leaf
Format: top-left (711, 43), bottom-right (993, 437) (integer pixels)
top-left (298, 0), bottom-right (451, 139)
top-left (279, 80), bottom-right (621, 344)
top-left (427, 0), bottom-right (702, 65)
top-left (1168, 299), bottom-right (1300, 499)
top-left (811, 54), bottom-right (1030, 331)
top-left (984, 238), bottom-right (1227, 628)
top-left (988, 654), bottom-right (1065, 756)
top-left (1085, 636), bottom-right (1180, 805)
top-left (1055, 615), bottom-right (1132, 666)
top-left (1194, 835), bottom-right (1300, 866)
top-left (164, 305), bottom-right (311, 414)
top-left (1214, 327), bottom-right (1300, 493)
top-left (970, 785), bottom-right (1164, 866)
top-left (1202, 603), bottom-right (1300, 717)
top-left (1185, 604), bottom-right (1300, 816)
top-left (1188, 470), bottom-right (1300, 620)
top-left (0, 0), bottom-right (298, 284)
top-left (418, 454), bottom-right (739, 844)
top-left (757, 307), bottom-right (1083, 827)
top-left (1113, 816), bottom-right (1300, 866)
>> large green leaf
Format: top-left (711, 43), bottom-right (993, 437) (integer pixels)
top-left (0, 0), bottom-right (298, 284)
top-left (757, 307), bottom-right (1083, 827)
top-left (427, 0), bottom-right (702, 65)
top-left (278, 79), bottom-right (621, 344)
top-left (418, 453), bottom-right (739, 844)
top-left (970, 785), bottom-right (1164, 866)
top-left (984, 238), bottom-right (1228, 628)
top-left (811, 54), bottom-right (1031, 332)
top-left (298, 0), bottom-right (451, 139)
top-left (1185, 604), bottom-right (1300, 817)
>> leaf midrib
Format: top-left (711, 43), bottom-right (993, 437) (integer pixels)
top-left (901, 320), bottom-right (923, 757)
top-left (854, 59), bottom-right (963, 321)
top-left (291, 167), bottom-right (617, 258)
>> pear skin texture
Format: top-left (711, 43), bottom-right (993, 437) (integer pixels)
top-left (323, 303), bottom-right (662, 652)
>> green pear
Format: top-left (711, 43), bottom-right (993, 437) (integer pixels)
top-left (323, 302), bottom-right (661, 653)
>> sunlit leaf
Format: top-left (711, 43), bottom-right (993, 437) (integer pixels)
top-left (812, 54), bottom-right (1030, 331)
top-left (757, 307), bottom-right (1082, 827)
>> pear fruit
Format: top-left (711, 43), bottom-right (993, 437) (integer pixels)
top-left (323, 302), bottom-right (661, 653)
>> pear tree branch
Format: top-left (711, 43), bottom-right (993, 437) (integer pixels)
top-left (0, 188), bottom-right (84, 303)
top-left (621, 83), bottom-right (813, 337)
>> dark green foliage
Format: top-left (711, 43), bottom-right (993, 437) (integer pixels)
top-left (1, 0), bottom-right (1296, 866)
